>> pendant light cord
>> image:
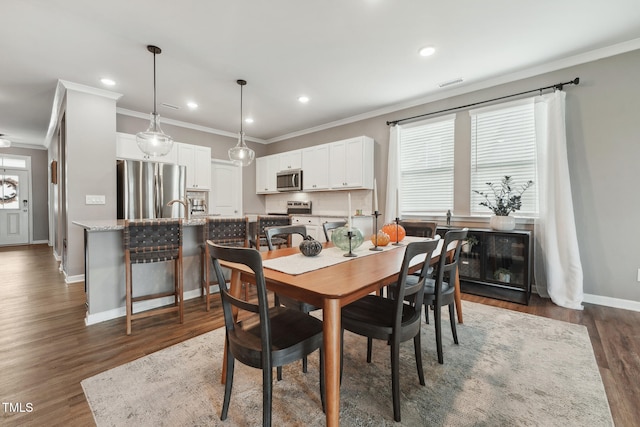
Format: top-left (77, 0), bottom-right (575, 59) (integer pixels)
top-left (152, 50), bottom-right (157, 116)
top-left (240, 83), bottom-right (243, 134)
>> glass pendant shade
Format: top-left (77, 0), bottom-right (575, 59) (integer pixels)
top-left (137, 45), bottom-right (173, 157)
top-left (228, 131), bottom-right (255, 166)
top-left (228, 79), bottom-right (255, 166)
top-left (136, 113), bottom-right (173, 157)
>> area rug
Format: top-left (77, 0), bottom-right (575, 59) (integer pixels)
top-left (82, 301), bottom-right (613, 426)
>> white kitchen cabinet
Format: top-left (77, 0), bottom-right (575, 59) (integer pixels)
top-left (177, 143), bottom-right (211, 189)
top-left (328, 136), bottom-right (374, 190)
top-left (116, 132), bottom-right (178, 163)
top-left (302, 145), bottom-right (330, 191)
top-left (256, 154), bottom-right (280, 194)
top-left (278, 150), bottom-right (302, 171)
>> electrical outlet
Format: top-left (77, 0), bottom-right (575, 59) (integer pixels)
top-left (85, 195), bottom-right (106, 205)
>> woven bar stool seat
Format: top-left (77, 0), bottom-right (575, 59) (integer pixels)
top-left (202, 217), bottom-right (248, 311)
top-left (124, 219), bottom-right (184, 335)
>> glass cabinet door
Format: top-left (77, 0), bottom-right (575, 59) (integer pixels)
top-left (483, 233), bottom-right (528, 290)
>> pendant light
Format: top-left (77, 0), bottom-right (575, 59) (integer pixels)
top-left (228, 79), bottom-right (255, 166)
top-left (136, 45), bottom-right (173, 157)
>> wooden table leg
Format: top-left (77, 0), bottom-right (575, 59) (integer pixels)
top-left (323, 298), bottom-right (341, 427)
top-left (454, 268), bottom-right (463, 324)
top-left (221, 270), bottom-right (242, 384)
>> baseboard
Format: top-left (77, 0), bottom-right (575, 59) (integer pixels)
top-left (65, 274), bottom-right (84, 284)
top-left (583, 293), bottom-right (640, 312)
top-left (84, 286), bottom-right (220, 326)
top-left (31, 239), bottom-right (49, 244)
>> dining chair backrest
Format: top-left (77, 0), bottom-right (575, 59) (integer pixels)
top-left (399, 220), bottom-right (437, 238)
top-left (391, 239), bottom-right (440, 326)
top-left (432, 228), bottom-right (468, 303)
top-left (265, 224), bottom-right (307, 251)
top-left (322, 220), bottom-right (347, 242)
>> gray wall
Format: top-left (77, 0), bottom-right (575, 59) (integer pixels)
top-left (116, 114), bottom-right (268, 214)
top-left (0, 146), bottom-right (49, 242)
top-left (262, 49), bottom-right (640, 304)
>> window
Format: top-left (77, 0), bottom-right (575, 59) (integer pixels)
top-left (399, 115), bottom-right (455, 214)
top-left (470, 99), bottom-right (538, 216)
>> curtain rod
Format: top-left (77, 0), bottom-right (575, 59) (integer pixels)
top-left (386, 77), bottom-right (580, 126)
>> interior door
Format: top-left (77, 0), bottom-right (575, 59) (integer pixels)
top-left (210, 160), bottom-right (242, 216)
top-left (0, 169), bottom-right (29, 245)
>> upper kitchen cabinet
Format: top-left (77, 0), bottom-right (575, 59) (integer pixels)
top-left (278, 150), bottom-right (302, 171)
top-left (256, 154), bottom-right (280, 194)
top-left (328, 136), bottom-right (374, 190)
top-left (116, 132), bottom-right (178, 163)
top-left (302, 144), bottom-right (330, 191)
top-left (177, 143), bottom-right (211, 189)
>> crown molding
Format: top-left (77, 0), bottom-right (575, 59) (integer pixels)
top-left (267, 38), bottom-right (640, 143)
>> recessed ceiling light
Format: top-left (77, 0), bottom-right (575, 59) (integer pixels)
top-left (187, 101), bottom-right (198, 109)
top-left (298, 96), bottom-right (310, 104)
top-left (101, 78), bottom-right (116, 86)
top-left (418, 46), bottom-right (436, 57)
top-left (244, 118), bottom-right (254, 124)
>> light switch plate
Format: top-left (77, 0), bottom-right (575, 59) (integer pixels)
top-left (86, 195), bottom-right (106, 205)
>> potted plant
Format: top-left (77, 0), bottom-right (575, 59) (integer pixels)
top-left (462, 235), bottom-right (479, 254)
top-left (494, 267), bottom-right (512, 283)
top-left (473, 175), bottom-right (533, 230)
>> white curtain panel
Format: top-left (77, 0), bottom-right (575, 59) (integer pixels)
top-left (385, 125), bottom-right (401, 223)
top-left (534, 90), bottom-right (584, 310)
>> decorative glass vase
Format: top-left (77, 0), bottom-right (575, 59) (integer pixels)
top-left (330, 226), bottom-right (364, 251)
top-left (490, 215), bottom-right (516, 231)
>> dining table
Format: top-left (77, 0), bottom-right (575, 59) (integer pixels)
top-left (218, 237), bottom-right (461, 426)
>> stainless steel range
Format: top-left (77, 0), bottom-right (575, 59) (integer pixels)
top-left (286, 200), bottom-right (312, 215)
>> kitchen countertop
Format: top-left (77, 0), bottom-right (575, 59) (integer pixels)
top-left (73, 217), bottom-right (213, 231)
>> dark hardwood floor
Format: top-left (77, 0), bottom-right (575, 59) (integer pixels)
top-left (1, 244), bottom-right (638, 426)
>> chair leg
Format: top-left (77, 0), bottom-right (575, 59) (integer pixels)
top-left (125, 262), bottom-right (132, 335)
top-left (303, 356), bottom-right (308, 373)
top-left (390, 342), bottom-right (401, 422)
top-left (366, 337), bottom-right (373, 363)
top-left (176, 258), bottom-right (184, 324)
top-left (203, 248), bottom-right (210, 312)
top-left (449, 303), bottom-right (459, 344)
top-left (263, 360), bottom-right (273, 427)
top-left (221, 342), bottom-right (234, 421)
top-left (434, 304), bottom-right (443, 364)
top-left (424, 303), bottom-right (430, 324)
top-left (277, 366), bottom-right (282, 381)
top-left (414, 332), bottom-right (425, 386)
top-left (340, 329), bottom-right (344, 384)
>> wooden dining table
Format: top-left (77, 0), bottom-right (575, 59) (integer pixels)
top-left (218, 239), bottom-right (461, 426)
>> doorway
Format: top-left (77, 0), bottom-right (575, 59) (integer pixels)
top-left (0, 157), bottom-right (31, 246)
top-left (209, 159), bottom-right (242, 216)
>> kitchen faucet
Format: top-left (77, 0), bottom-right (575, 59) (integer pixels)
top-left (167, 197), bottom-right (189, 220)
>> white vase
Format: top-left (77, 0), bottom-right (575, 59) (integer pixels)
top-left (490, 215), bottom-right (515, 231)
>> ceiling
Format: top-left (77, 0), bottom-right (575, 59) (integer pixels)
top-left (2, 1), bottom-right (640, 148)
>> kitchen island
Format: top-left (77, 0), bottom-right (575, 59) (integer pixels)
top-left (74, 218), bottom-right (213, 325)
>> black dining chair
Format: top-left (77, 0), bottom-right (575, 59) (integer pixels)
top-left (249, 215), bottom-right (292, 250)
top-left (265, 224), bottom-right (319, 376)
top-left (417, 228), bottom-right (468, 364)
top-left (340, 239), bottom-right (440, 422)
top-left (207, 242), bottom-right (325, 427)
top-left (399, 220), bottom-right (437, 238)
top-left (322, 220), bottom-right (347, 242)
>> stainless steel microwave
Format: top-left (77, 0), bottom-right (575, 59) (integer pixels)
top-left (276, 169), bottom-right (303, 192)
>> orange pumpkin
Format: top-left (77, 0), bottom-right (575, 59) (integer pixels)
top-left (381, 223), bottom-right (406, 242)
top-left (370, 231), bottom-right (390, 247)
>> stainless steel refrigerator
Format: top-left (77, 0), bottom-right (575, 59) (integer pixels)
top-left (117, 159), bottom-right (187, 220)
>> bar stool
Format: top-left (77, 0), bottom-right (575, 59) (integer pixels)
top-left (202, 216), bottom-right (248, 311)
top-left (124, 219), bottom-right (183, 335)
top-left (249, 215), bottom-right (291, 250)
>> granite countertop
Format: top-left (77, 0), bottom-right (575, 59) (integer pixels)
top-left (73, 217), bottom-right (212, 231)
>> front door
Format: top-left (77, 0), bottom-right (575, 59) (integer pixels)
top-left (0, 169), bottom-right (29, 245)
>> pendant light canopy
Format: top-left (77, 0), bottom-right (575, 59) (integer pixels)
top-left (136, 45), bottom-right (173, 157)
top-left (228, 79), bottom-right (255, 167)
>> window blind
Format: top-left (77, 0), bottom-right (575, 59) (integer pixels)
top-left (399, 115), bottom-right (455, 214)
top-left (470, 100), bottom-right (538, 216)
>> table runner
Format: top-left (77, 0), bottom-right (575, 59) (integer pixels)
top-left (262, 236), bottom-right (441, 275)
